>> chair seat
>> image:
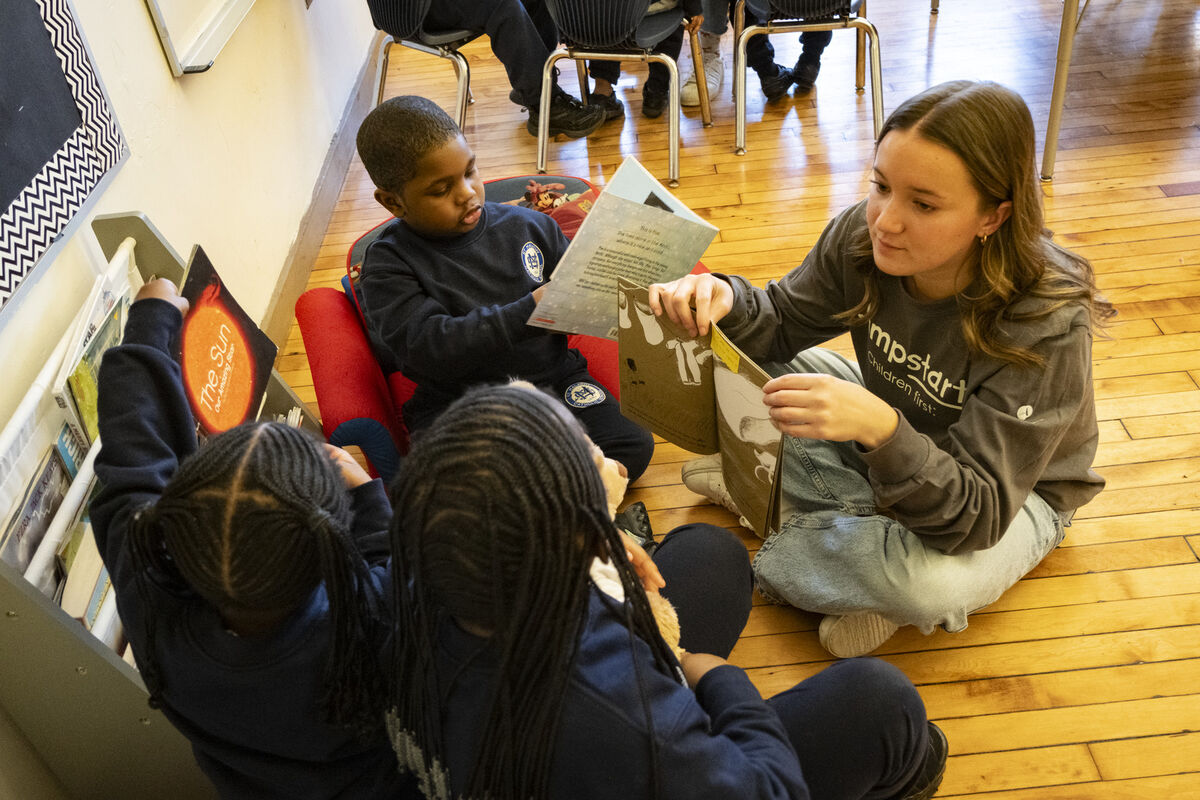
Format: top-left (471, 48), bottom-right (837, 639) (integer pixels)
top-left (633, 8), bottom-right (685, 49)
top-left (415, 28), bottom-right (479, 47)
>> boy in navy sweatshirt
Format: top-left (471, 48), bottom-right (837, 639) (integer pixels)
top-left (354, 95), bottom-right (654, 480)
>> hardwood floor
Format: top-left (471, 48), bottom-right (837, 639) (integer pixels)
top-left (279, 1), bottom-right (1200, 796)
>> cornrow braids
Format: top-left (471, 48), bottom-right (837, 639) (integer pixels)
top-left (388, 384), bottom-right (676, 800)
top-left (125, 422), bottom-right (386, 732)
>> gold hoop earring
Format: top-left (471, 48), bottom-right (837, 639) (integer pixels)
top-left (979, 233), bottom-right (990, 246)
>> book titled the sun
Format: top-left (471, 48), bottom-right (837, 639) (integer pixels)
top-left (179, 246), bottom-right (278, 436)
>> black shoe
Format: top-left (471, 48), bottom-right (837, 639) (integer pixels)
top-left (614, 501), bottom-right (656, 554)
top-left (759, 64), bottom-right (794, 102)
top-left (641, 88), bottom-right (668, 119)
top-left (589, 91), bottom-right (625, 121)
top-left (509, 88), bottom-right (526, 108)
top-left (793, 59), bottom-right (821, 94)
top-left (896, 722), bottom-right (948, 800)
top-left (526, 91), bottom-right (606, 138)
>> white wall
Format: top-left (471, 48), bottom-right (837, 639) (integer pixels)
top-left (0, 0), bottom-right (376, 426)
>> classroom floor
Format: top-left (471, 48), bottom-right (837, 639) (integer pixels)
top-left (279, 1), bottom-right (1200, 796)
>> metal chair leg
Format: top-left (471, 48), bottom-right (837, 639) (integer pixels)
top-left (375, 36), bottom-right (394, 107)
top-left (856, 0), bottom-right (867, 90)
top-left (848, 18), bottom-right (884, 139)
top-left (576, 60), bottom-right (590, 102)
top-left (537, 51), bottom-right (567, 175)
top-left (687, 28), bottom-right (713, 126)
top-left (734, 25), bottom-right (760, 155)
top-left (647, 53), bottom-right (681, 186)
top-left (446, 49), bottom-right (471, 129)
top-left (1041, 0), bottom-right (1081, 181)
top-left (733, 0), bottom-right (745, 105)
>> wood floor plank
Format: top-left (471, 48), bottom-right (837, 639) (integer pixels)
top-left (938, 774), bottom-right (1200, 800)
top-left (941, 694), bottom-right (1200, 756)
top-left (1090, 730), bottom-right (1200, 781)
top-left (938, 745), bottom-right (1100, 795)
top-left (919, 659), bottom-right (1200, 719)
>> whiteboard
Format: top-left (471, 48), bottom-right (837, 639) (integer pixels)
top-left (143, 0), bottom-right (256, 76)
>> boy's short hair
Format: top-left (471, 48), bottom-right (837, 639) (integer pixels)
top-left (356, 95), bottom-right (462, 194)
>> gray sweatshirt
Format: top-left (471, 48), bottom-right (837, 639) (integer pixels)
top-left (718, 201), bottom-right (1105, 554)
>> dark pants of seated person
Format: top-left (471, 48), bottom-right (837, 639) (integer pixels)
top-left (654, 523), bottom-right (931, 799)
top-left (588, 24), bottom-right (684, 100)
top-left (736, 3), bottom-right (832, 75)
top-left (550, 366), bottom-right (655, 482)
top-left (653, 523), bottom-right (753, 657)
top-left (423, 0), bottom-right (560, 107)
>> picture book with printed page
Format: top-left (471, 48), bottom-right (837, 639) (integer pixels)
top-left (0, 444), bottom-right (72, 572)
top-left (179, 246), bottom-right (278, 437)
top-left (617, 279), bottom-right (784, 539)
top-left (527, 157), bottom-right (718, 340)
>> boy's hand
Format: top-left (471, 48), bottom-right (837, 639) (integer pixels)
top-left (685, 14), bottom-right (704, 34)
top-left (532, 283), bottom-right (547, 303)
top-left (324, 444), bottom-right (373, 488)
top-left (135, 278), bottom-right (190, 318)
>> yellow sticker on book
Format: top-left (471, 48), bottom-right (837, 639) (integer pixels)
top-left (711, 326), bottom-right (740, 373)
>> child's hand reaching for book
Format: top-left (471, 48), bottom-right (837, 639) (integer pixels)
top-left (648, 273), bottom-right (733, 338)
top-left (135, 278), bottom-right (190, 317)
top-left (323, 444), bottom-right (373, 488)
top-left (763, 373), bottom-right (899, 449)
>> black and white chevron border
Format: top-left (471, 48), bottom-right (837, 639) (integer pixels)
top-left (0, 0), bottom-right (127, 310)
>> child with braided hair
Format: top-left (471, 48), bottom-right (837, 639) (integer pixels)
top-left (90, 279), bottom-right (417, 799)
top-left (386, 382), bottom-right (947, 800)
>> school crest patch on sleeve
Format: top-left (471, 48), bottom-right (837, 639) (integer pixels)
top-left (521, 242), bottom-right (545, 281)
top-left (564, 381), bottom-right (606, 408)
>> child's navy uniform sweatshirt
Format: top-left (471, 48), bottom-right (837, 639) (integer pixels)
top-left (357, 202), bottom-right (588, 430)
top-left (90, 298), bottom-right (413, 799)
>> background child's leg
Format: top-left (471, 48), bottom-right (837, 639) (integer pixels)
top-left (644, 26), bottom-right (685, 99)
top-left (653, 523), bottom-right (753, 658)
top-left (766, 658), bottom-right (931, 799)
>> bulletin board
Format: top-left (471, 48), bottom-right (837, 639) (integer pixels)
top-left (0, 0), bottom-right (127, 315)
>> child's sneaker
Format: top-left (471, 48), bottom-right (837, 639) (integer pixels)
top-left (642, 87), bottom-right (669, 119)
top-left (588, 91), bottom-right (625, 121)
top-left (526, 90), bottom-right (606, 138)
top-left (792, 58), bottom-right (820, 94)
top-left (898, 723), bottom-right (948, 800)
top-left (817, 612), bottom-right (899, 658)
top-left (758, 64), bottom-right (794, 102)
top-left (681, 51), bottom-right (724, 107)
top-left (680, 454), bottom-right (752, 529)
top-left (615, 501), bottom-right (655, 554)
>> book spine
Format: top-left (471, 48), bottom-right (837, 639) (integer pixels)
top-left (51, 385), bottom-right (91, 452)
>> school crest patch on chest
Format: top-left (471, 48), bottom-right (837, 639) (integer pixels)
top-left (564, 381), bottom-right (606, 408)
top-left (521, 242), bottom-right (544, 281)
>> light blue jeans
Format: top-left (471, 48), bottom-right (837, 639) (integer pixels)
top-left (752, 349), bottom-right (1066, 634)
